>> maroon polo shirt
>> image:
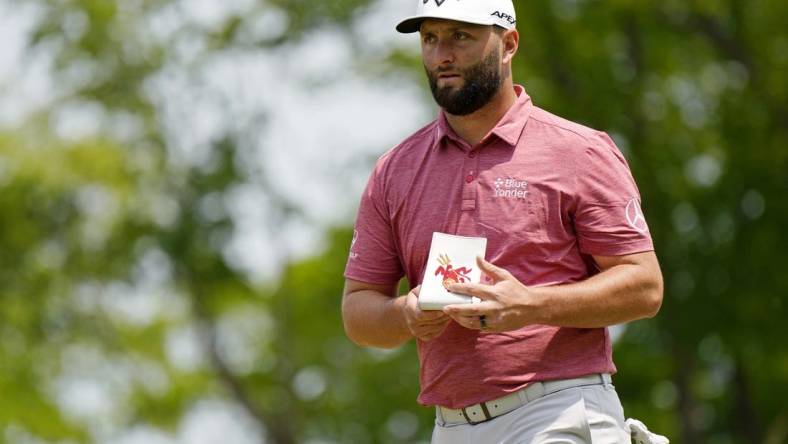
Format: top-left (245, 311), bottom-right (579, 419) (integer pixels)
top-left (344, 85), bottom-right (654, 409)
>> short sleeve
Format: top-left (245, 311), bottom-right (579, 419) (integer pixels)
top-left (573, 132), bottom-right (654, 256)
top-left (343, 161), bottom-right (404, 285)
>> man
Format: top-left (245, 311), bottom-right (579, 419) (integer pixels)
top-left (342, 0), bottom-right (664, 442)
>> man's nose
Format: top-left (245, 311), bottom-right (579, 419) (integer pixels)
top-left (435, 39), bottom-right (455, 65)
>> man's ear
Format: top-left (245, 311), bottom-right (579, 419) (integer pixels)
top-left (501, 29), bottom-right (519, 64)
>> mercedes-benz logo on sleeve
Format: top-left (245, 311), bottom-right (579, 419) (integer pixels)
top-left (625, 198), bottom-right (649, 233)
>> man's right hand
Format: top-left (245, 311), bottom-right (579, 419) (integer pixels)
top-left (400, 286), bottom-right (451, 341)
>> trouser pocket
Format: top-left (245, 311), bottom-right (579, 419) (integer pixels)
top-left (581, 385), bottom-right (631, 443)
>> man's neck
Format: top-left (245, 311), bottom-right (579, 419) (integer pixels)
top-left (444, 81), bottom-right (518, 147)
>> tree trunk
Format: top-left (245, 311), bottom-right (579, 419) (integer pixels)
top-left (731, 358), bottom-right (762, 442)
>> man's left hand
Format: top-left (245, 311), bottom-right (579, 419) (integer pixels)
top-left (443, 256), bottom-right (541, 333)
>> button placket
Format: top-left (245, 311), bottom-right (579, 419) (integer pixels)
top-left (461, 149), bottom-right (480, 211)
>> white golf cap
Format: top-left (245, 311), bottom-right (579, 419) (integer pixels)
top-left (396, 0), bottom-right (517, 34)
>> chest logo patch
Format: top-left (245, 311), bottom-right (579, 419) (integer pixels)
top-left (493, 177), bottom-right (528, 200)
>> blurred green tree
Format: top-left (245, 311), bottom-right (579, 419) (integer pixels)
top-left (506, 2), bottom-right (788, 443)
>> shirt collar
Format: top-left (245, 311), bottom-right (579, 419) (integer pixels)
top-left (434, 109), bottom-right (457, 147)
top-left (433, 85), bottom-right (533, 150)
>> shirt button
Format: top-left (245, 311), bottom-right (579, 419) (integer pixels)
top-left (468, 151), bottom-right (476, 158)
top-left (465, 174), bottom-right (474, 183)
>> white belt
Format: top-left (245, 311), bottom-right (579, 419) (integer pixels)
top-left (436, 373), bottom-right (612, 426)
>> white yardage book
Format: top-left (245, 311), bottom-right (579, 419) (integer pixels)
top-left (418, 232), bottom-right (487, 311)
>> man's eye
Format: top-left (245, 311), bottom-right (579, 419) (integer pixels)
top-left (454, 33), bottom-right (469, 40)
top-left (423, 35), bottom-right (436, 44)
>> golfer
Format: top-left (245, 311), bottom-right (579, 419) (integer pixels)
top-left (342, 0), bottom-right (664, 442)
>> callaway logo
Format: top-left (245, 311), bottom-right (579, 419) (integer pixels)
top-left (424, 0), bottom-right (447, 6)
top-left (493, 177), bottom-right (528, 200)
top-left (625, 198), bottom-right (649, 233)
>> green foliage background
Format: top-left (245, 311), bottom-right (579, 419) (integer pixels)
top-left (0, 0), bottom-right (786, 443)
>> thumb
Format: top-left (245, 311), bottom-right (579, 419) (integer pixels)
top-left (476, 256), bottom-right (511, 283)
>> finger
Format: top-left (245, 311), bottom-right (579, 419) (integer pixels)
top-left (443, 303), bottom-right (489, 319)
top-left (476, 256), bottom-right (511, 282)
top-left (458, 315), bottom-right (484, 330)
top-left (408, 316), bottom-right (446, 332)
top-left (410, 285), bottom-right (421, 296)
top-left (443, 301), bottom-right (496, 316)
top-left (420, 330), bottom-right (445, 341)
top-left (416, 324), bottom-right (444, 337)
top-left (417, 322), bottom-right (450, 340)
top-left (445, 282), bottom-right (493, 299)
top-left (452, 314), bottom-right (494, 331)
top-left (442, 312), bottom-right (473, 329)
top-left (405, 290), bottom-right (419, 307)
top-left (415, 308), bottom-right (449, 320)
top-left (408, 318), bottom-right (446, 338)
top-left (416, 313), bottom-right (451, 326)
top-left (443, 311), bottom-right (469, 326)
top-left (444, 305), bottom-right (484, 317)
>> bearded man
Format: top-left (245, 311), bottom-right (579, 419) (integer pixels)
top-left (341, 0), bottom-right (664, 442)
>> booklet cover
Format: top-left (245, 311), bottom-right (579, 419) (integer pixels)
top-left (418, 232), bottom-right (488, 311)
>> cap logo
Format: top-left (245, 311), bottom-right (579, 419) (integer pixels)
top-left (424, 0), bottom-right (447, 6)
top-left (491, 11), bottom-right (516, 25)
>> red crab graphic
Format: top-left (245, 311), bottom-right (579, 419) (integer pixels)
top-left (434, 254), bottom-right (473, 290)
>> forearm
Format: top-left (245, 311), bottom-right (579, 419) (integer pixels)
top-left (530, 262), bottom-right (663, 328)
top-left (342, 290), bottom-right (411, 348)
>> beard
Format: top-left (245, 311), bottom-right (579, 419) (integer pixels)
top-left (426, 47), bottom-right (503, 116)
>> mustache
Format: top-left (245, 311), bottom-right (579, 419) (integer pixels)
top-left (427, 65), bottom-right (464, 79)
top-left (434, 66), bottom-right (458, 73)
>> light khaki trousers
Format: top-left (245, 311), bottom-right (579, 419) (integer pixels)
top-left (431, 383), bottom-right (631, 444)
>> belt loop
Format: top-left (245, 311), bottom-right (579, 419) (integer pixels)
top-left (460, 407), bottom-right (474, 425)
top-left (517, 387), bottom-right (528, 405)
top-left (529, 381), bottom-right (546, 401)
top-left (602, 373), bottom-right (612, 385)
top-left (479, 402), bottom-right (493, 421)
top-left (435, 407), bottom-right (445, 426)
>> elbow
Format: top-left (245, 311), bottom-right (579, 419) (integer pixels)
top-left (643, 275), bottom-right (664, 319)
top-left (342, 315), bottom-right (402, 349)
top-left (343, 322), bottom-right (398, 349)
top-left (345, 333), bottom-right (369, 348)
top-left (342, 315), bottom-right (370, 348)
top-left (341, 297), bottom-right (400, 349)
top-left (341, 300), bottom-right (368, 347)
top-left (644, 290), bottom-right (663, 319)
top-left (341, 286), bottom-right (408, 349)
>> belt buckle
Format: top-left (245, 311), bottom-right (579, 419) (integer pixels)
top-left (461, 403), bottom-right (492, 425)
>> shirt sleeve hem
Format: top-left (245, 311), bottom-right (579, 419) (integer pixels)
top-left (578, 239), bottom-right (655, 257)
top-left (343, 270), bottom-right (403, 286)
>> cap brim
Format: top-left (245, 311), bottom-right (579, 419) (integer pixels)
top-left (395, 17), bottom-right (427, 34)
top-left (395, 14), bottom-right (499, 34)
